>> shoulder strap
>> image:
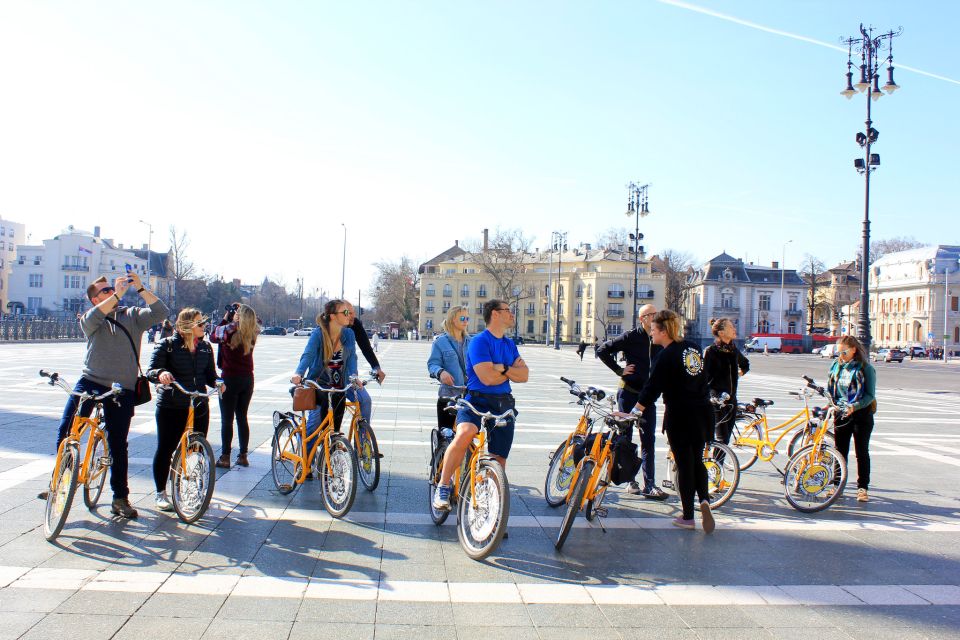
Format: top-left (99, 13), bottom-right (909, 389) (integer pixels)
top-left (105, 315), bottom-right (145, 374)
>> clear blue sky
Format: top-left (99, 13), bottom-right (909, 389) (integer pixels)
top-left (0, 1), bottom-right (956, 299)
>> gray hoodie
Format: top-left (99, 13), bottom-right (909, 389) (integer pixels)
top-left (80, 300), bottom-right (169, 390)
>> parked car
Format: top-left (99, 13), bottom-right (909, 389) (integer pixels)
top-left (872, 348), bottom-right (905, 363)
top-left (820, 343), bottom-right (839, 358)
top-left (293, 327), bottom-right (314, 336)
top-left (908, 346), bottom-right (927, 358)
top-left (261, 326), bottom-right (287, 336)
top-left (812, 346), bottom-right (825, 355)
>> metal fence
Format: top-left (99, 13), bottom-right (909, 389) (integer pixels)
top-left (0, 319), bottom-right (84, 342)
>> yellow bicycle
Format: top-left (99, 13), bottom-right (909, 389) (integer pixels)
top-left (39, 370), bottom-right (120, 541)
top-left (343, 373), bottom-right (382, 492)
top-left (544, 376), bottom-right (607, 507)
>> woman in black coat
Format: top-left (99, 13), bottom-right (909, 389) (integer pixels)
top-left (702, 318), bottom-right (749, 445)
top-left (146, 307), bottom-right (220, 512)
top-left (633, 310), bottom-right (715, 533)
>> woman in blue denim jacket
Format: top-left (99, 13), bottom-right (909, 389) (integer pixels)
top-left (427, 305), bottom-right (471, 433)
top-left (292, 299), bottom-right (357, 434)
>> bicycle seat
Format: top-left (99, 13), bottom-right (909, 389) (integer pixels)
top-left (753, 398), bottom-right (774, 407)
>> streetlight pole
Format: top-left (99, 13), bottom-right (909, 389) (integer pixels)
top-left (944, 257), bottom-right (959, 364)
top-left (841, 24), bottom-right (902, 350)
top-left (552, 231), bottom-right (567, 350)
top-left (340, 223), bottom-right (347, 299)
top-left (546, 247), bottom-right (554, 345)
top-left (138, 219), bottom-right (153, 291)
top-left (779, 239), bottom-right (793, 334)
top-left (624, 182), bottom-right (650, 330)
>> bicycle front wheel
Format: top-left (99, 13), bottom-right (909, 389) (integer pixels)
top-left (320, 433), bottom-right (358, 518)
top-left (544, 437), bottom-right (580, 507)
top-left (44, 443), bottom-right (80, 541)
top-left (271, 418), bottom-right (301, 495)
top-left (83, 431), bottom-right (110, 509)
top-left (585, 456), bottom-right (611, 522)
top-left (730, 419), bottom-right (762, 471)
top-left (704, 442), bottom-right (740, 509)
top-left (784, 443), bottom-right (847, 513)
top-left (787, 426), bottom-right (835, 459)
top-left (556, 459), bottom-right (593, 551)
top-left (428, 441), bottom-right (450, 526)
top-left (355, 419), bottom-right (381, 492)
top-left (170, 434), bottom-right (216, 524)
top-left (457, 458), bottom-right (509, 560)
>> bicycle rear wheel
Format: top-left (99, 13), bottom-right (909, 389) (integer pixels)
top-left (271, 418), bottom-right (301, 495)
top-left (83, 431), bottom-right (110, 509)
top-left (730, 419), bottom-right (762, 471)
top-left (170, 434), bottom-right (216, 524)
top-left (585, 456), bottom-right (611, 522)
top-left (428, 441), bottom-right (451, 525)
top-left (44, 443), bottom-right (80, 541)
top-left (457, 458), bottom-right (509, 560)
top-left (355, 419), bottom-right (381, 492)
top-left (544, 437), bottom-right (580, 507)
top-left (556, 459), bottom-right (593, 551)
top-left (320, 433), bottom-right (358, 518)
top-left (784, 443), bottom-right (847, 513)
top-left (704, 442), bottom-right (740, 508)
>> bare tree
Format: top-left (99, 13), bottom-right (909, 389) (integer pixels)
top-left (595, 227), bottom-right (630, 250)
top-left (651, 250), bottom-right (695, 316)
top-left (168, 226), bottom-right (197, 309)
top-left (869, 236), bottom-right (926, 263)
top-left (369, 258), bottom-right (419, 332)
top-left (464, 228), bottom-right (534, 311)
top-left (798, 254), bottom-right (827, 333)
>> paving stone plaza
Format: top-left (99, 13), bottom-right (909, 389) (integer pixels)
top-left (1, 338), bottom-right (959, 639)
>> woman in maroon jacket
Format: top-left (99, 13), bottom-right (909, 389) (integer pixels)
top-left (210, 303), bottom-right (258, 468)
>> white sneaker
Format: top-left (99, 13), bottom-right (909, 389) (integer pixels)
top-left (155, 491), bottom-right (174, 512)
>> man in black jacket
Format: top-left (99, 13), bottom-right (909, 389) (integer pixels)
top-left (597, 303), bottom-right (667, 499)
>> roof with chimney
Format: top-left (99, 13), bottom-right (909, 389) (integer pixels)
top-left (698, 252), bottom-right (805, 286)
top-left (418, 242), bottom-right (467, 274)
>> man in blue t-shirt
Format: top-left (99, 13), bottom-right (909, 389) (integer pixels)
top-left (433, 299), bottom-right (529, 511)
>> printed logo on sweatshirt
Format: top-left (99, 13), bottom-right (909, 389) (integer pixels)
top-left (682, 347), bottom-right (703, 376)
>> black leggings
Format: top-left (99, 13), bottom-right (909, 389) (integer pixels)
top-left (833, 410), bottom-right (874, 490)
top-left (154, 403), bottom-right (209, 492)
top-left (666, 423), bottom-right (710, 520)
top-left (437, 398), bottom-right (456, 431)
top-left (219, 375), bottom-right (254, 455)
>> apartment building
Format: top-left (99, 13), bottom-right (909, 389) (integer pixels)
top-left (0, 218), bottom-right (26, 315)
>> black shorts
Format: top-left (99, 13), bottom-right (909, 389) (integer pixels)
top-left (457, 393), bottom-right (516, 459)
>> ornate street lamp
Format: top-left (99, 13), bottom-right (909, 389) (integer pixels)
top-left (625, 182), bottom-right (650, 330)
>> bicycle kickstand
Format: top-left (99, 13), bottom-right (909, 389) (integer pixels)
top-left (594, 507), bottom-right (609, 533)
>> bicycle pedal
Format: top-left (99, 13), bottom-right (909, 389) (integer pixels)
top-left (279, 483), bottom-right (293, 492)
top-left (99, 456), bottom-right (113, 467)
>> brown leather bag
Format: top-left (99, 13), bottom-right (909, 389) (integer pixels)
top-left (292, 386), bottom-right (317, 412)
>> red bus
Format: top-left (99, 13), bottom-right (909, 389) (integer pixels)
top-left (744, 333), bottom-right (839, 354)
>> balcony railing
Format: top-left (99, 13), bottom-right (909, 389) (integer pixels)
top-left (713, 305), bottom-right (740, 315)
top-left (785, 309), bottom-right (803, 317)
top-left (442, 291), bottom-right (452, 297)
top-left (477, 291), bottom-right (488, 298)
top-left (61, 264), bottom-right (89, 272)
top-left (425, 290), bottom-right (435, 297)
top-left (607, 310), bottom-right (625, 318)
top-left (607, 291), bottom-right (625, 299)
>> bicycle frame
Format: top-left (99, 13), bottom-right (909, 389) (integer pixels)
top-left (736, 400), bottom-right (812, 462)
top-left (53, 407), bottom-right (107, 491)
top-left (566, 423), bottom-right (614, 508)
top-left (281, 400), bottom-right (341, 484)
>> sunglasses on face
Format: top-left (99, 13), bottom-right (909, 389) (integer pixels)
top-left (838, 349), bottom-right (850, 356)
top-left (336, 309), bottom-right (354, 316)
top-left (459, 316), bottom-right (469, 322)
top-left (99, 286), bottom-right (116, 295)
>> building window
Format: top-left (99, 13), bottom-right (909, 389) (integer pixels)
top-left (425, 284), bottom-right (435, 296)
top-left (575, 321), bottom-right (581, 335)
top-left (758, 319), bottom-right (770, 333)
top-left (955, 326), bottom-right (959, 344)
top-left (608, 323), bottom-right (623, 336)
top-left (721, 289), bottom-right (734, 308)
top-left (788, 322), bottom-right (796, 334)
top-left (527, 320), bottom-right (534, 334)
top-left (477, 285), bottom-right (487, 298)
top-left (442, 301), bottom-right (451, 312)
top-left (461, 285), bottom-right (469, 297)
top-left (28, 296), bottom-right (41, 312)
top-left (542, 320), bottom-right (548, 334)
top-left (558, 284), bottom-right (564, 297)
top-left (759, 294), bottom-right (771, 311)
top-left (608, 284), bottom-right (625, 299)
top-left (33, 257), bottom-right (41, 265)
top-left (586, 284), bottom-right (592, 298)
top-left (586, 302), bottom-right (592, 316)
top-left (512, 285), bottom-right (522, 297)
top-left (426, 301), bottom-right (434, 312)
top-left (442, 284), bottom-right (452, 297)
top-left (544, 284), bottom-right (550, 297)
top-left (425, 319), bottom-right (433, 330)
top-left (905, 299), bottom-right (910, 313)
top-left (526, 303), bottom-right (535, 315)
top-left (953, 296), bottom-right (959, 312)
top-left (788, 294), bottom-right (798, 311)
top-left (528, 285), bottom-right (536, 298)
top-left (29, 274), bottom-right (43, 288)
top-left (576, 302), bottom-right (582, 316)
top-left (575, 286), bottom-right (582, 298)
top-left (558, 303), bottom-right (564, 315)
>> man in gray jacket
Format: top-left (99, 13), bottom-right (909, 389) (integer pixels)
top-left (45, 271), bottom-right (168, 518)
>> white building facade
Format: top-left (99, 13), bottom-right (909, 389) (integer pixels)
top-left (8, 226), bottom-right (148, 318)
top-left (0, 218), bottom-right (27, 316)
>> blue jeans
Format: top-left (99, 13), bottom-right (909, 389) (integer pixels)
top-left (56, 377), bottom-right (136, 500)
top-left (345, 386), bottom-right (372, 423)
top-left (617, 387), bottom-right (658, 491)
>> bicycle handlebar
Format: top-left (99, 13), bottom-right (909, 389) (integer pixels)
top-left (709, 392), bottom-right (731, 406)
top-left (39, 370), bottom-right (122, 402)
top-left (160, 380), bottom-right (224, 399)
top-left (560, 376), bottom-right (606, 402)
top-left (454, 398), bottom-right (517, 427)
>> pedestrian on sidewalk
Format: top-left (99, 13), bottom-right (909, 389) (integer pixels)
top-left (576, 339), bottom-right (588, 360)
top-left (703, 317), bottom-right (749, 445)
top-left (427, 305), bottom-right (472, 437)
top-left (209, 303), bottom-right (258, 469)
top-left (827, 335), bottom-right (876, 503)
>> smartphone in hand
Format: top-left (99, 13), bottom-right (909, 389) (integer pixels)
top-left (124, 263), bottom-right (134, 283)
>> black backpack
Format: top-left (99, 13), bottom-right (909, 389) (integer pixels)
top-left (571, 432), bottom-right (641, 486)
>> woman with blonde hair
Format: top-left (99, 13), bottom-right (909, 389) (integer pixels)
top-left (210, 303), bottom-right (258, 468)
top-left (827, 335), bottom-right (876, 502)
top-left (633, 310), bottom-right (716, 532)
top-left (147, 307), bottom-right (220, 511)
top-left (291, 299), bottom-right (357, 434)
top-left (427, 305), bottom-right (471, 435)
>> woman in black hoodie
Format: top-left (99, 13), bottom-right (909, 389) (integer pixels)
top-left (702, 318), bottom-right (749, 445)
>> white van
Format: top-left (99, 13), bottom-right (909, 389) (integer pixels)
top-left (744, 336), bottom-right (782, 353)
top-left (820, 343), bottom-right (839, 358)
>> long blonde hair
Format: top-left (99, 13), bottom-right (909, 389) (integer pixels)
top-left (316, 299), bottom-right (348, 362)
top-left (443, 305), bottom-right (468, 340)
top-left (652, 309), bottom-right (683, 342)
top-left (175, 307), bottom-right (205, 337)
top-left (229, 304), bottom-right (258, 355)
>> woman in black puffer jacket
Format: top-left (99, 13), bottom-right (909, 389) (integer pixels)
top-left (147, 307), bottom-right (219, 512)
top-left (702, 318), bottom-right (749, 445)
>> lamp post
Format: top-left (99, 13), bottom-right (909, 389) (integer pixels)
top-left (841, 24), bottom-right (902, 350)
top-left (138, 219), bottom-right (153, 291)
top-left (546, 247), bottom-right (554, 345)
top-left (552, 231), bottom-right (567, 350)
top-left (779, 239), bottom-right (793, 333)
top-left (945, 257), bottom-right (960, 364)
top-left (625, 182), bottom-right (650, 330)
top-left (340, 223), bottom-right (347, 299)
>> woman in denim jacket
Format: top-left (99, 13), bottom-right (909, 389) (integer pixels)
top-left (291, 299), bottom-right (357, 434)
top-left (427, 305), bottom-right (471, 433)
